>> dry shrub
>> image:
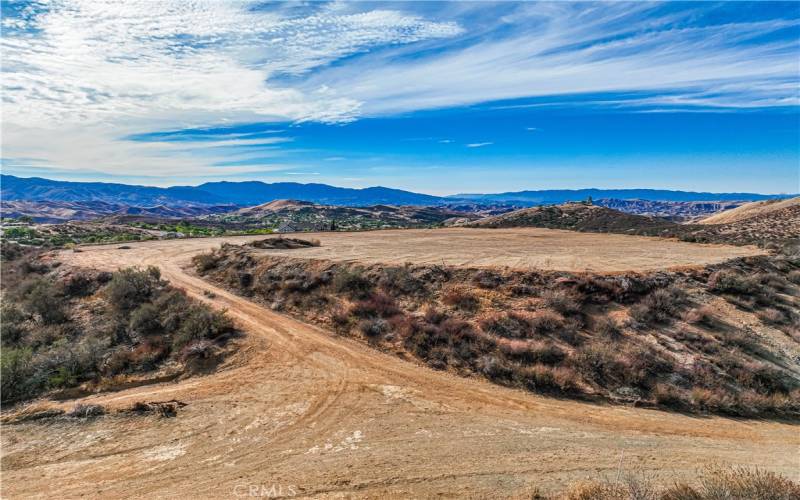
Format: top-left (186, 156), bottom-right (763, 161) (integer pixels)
top-left (630, 286), bottom-right (686, 325)
top-left (594, 316), bottom-right (622, 339)
top-left (788, 270), bottom-right (800, 285)
top-left (693, 466), bottom-right (800, 500)
top-left (379, 265), bottom-right (423, 295)
top-left (684, 306), bottom-right (715, 327)
top-left (329, 306), bottom-right (352, 333)
top-left (557, 466), bottom-right (800, 500)
top-left (708, 269), bottom-right (760, 295)
top-left (473, 269), bottom-right (503, 289)
top-left (349, 291), bottom-right (400, 319)
top-left (500, 340), bottom-right (565, 365)
top-left (653, 383), bottom-right (687, 409)
top-left (529, 310), bottom-right (565, 334)
top-left (757, 308), bottom-right (788, 325)
top-left (479, 311), bottom-right (531, 338)
top-left (67, 404), bottom-right (106, 418)
top-left (358, 318), bottom-right (389, 341)
top-left (517, 364), bottom-right (581, 394)
top-left (441, 286), bottom-right (480, 312)
top-left (332, 267), bottom-right (373, 299)
top-left (542, 289), bottom-right (581, 315)
top-left (571, 343), bottom-right (626, 387)
top-left (193, 252), bottom-right (219, 272)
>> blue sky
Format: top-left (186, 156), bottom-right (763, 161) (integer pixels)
top-left (2, 1), bottom-right (799, 194)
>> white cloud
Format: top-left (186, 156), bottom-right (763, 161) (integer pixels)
top-left (308, 3), bottom-right (799, 115)
top-left (466, 142), bottom-right (493, 148)
top-left (1, 0), bottom-right (462, 177)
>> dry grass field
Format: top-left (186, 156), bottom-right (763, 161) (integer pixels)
top-left (247, 227), bottom-right (763, 272)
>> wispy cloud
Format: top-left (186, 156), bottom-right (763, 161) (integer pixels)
top-left (466, 142), bottom-right (493, 148)
top-left (309, 3), bottom-right (800, 114)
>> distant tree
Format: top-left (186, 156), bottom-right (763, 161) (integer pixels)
top-left (586, 196), bottom-right (593, 206)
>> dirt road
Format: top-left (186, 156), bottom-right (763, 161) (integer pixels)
top-left (2, 235), bottom-right (796, 499)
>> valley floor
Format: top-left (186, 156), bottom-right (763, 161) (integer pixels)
top-left (1, 234), bottom-right (796, 498)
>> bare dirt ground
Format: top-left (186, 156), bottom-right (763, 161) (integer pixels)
top-left (244, 227), bottom-right (760, 272)
top-left (2, 232), bottom-right (795, 499)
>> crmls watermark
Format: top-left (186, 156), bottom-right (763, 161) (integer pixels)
top-left (232, 484), bottom-right (298, 498)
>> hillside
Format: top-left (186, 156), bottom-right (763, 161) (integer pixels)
top-left (211, 200), bottom-right (478, 231)
top-left (464, 203), bottom-right (681, 235)
top-left (699, 197), bottom-right (800, 225)
top-left (699, 204), bottom-right (800, 245)
top-left (595, 199), bottom-right (745, 221)
top-left (0, 200), bottom-right (236, 222)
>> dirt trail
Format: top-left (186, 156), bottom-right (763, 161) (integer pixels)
top-left (2, 235), bottom-right (797, 499)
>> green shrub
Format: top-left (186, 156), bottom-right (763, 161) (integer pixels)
top-left (129, 303), bottom-right (162, 337)
top-left (172, 306), bottom-right (234, 350)
top-left (1, 304), bottom-right (28, 346)
top-left (23, 278), bottom-right (68, 325)
top-left (1, 348), bottom-right (37, 403)
top-left (106, 266), bottom-right (162, 313)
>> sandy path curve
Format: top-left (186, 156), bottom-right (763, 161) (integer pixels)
top-left (1, 235), bottom-right (796, 499)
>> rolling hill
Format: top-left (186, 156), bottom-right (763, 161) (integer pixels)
top-left (699, 197), bottom-right (800, 225)
top-left (212, 199), bottom-right (477, 231)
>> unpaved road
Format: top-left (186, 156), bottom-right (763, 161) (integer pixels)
top-left (240, 227), bottom-right (764, 272)
top-left (2, 233), bottom-right (796, 499)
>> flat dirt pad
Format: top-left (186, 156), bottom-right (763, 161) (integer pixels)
top-left (254, 227), bottom-right (763, 272)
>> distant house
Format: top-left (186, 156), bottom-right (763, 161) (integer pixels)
top-left (275, 222), bottom-right (296, 233)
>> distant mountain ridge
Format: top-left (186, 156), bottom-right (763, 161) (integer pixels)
top-left (451, 188), bottom-right (790, 204)
top-left (1, 175), bottom-right (793, 214)
top-left (0, 175), bottom-right (440, 207)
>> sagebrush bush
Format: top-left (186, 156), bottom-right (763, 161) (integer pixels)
top-left (594, 316), bottom-right (622, 339)
top-left (517, 364), bottom-right (581, 394)
top-left (350, 292), bottom-right (400, 319)
top-left (22, 277), bottom-right (68, 325)
top-left (441, 286), bottom-right (480, 312)
top-left (193, 252), bottom-right (219, 272)
top-left (684, 306), bottom-right (715, 326)
top-left (708, 269), bottom-right (760, 295)
top-left (630, 286), bottom-right (686, 324)
top-left (541, 289), bottom-right (581, 315)
top-left (332, 267), bottom-right (373, 299)
top-left (479, 312), bottom-right (531, 338)
top-left (571, 343), bottom-right (626, 387)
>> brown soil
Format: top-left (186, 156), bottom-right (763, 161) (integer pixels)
top-left (1, 234), bottom-right (796, 499)
top-left (247, 228), bottom-right (760, 272)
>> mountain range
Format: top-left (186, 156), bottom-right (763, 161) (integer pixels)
top-left (1, 175), bottom-right (793, 211)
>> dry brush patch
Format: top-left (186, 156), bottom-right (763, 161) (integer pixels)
top-left (1, 250), bottom-right (238, 406)
top-left (194, 244), bottom-right (800, 418)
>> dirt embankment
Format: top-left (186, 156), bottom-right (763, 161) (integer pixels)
top-left (195, 241), bottom-right (800, 418)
